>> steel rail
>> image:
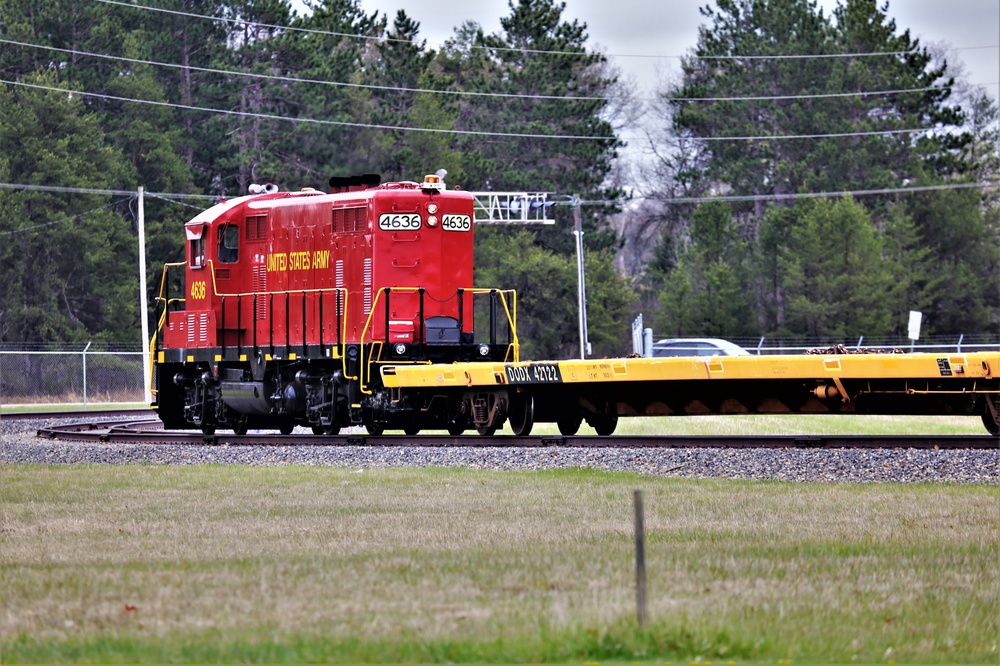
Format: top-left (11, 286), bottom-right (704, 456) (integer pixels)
top-left (31, 419), bottom-right (1000, 449)
top-left (4, 408), bottom-right (156, 421)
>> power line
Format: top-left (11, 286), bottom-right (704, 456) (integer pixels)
top-left (6, 37), bottom-right (974, 106)
top-left (697, 127), bottom-right (944, 141)
top-left (1, 77), bottom-right (960, 144)
top-left (644, 181), bottom-right (991, 204)
top-left (669, 85), bottom-right (954, 103)
top-left (0, 196), bottom-right (133, 235)
top-left (3, 180), bottom-right (992, 210)
top-left (0, 37), bottom-right (608, 102)
top-left (93, 0), bottom-right (998, 63)
top-left (692, 44), bottom-right (999, 61)
top-left (0, 78), bottom-right (617, 141)
top-left (0, 182), bottom-right (136, 197)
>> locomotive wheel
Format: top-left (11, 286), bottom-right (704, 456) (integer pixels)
top-left (324, 425), bottom-right (341, 436)
top-left (447, 423), bottom-right (466, 436)
top-left (201, 423), bottom-right (216, 436)
top-left (556, 412), bottom-right (583, 436)
top-left (311, 426), bottom-right (324, 435)
top-left (476, 423), bottom-right (499, 436)
top-left (507, 393), bottom-right (534, 437)
top-left (404, 427), bottom-right (420, 436)
top-left (366, 423), bottom-right (385, 436)
top-left (233, 420), bottom-right (249, 436)
top-left (589, 414), bottom-right (618, 436)
top-left (279, 421), bottom-right (295, 435)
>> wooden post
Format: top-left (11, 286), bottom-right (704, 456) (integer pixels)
top-left (634, 490), bottom-right (647, 627)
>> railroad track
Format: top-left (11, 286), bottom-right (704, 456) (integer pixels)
top-left (32, 417), bottom-right (999, 449)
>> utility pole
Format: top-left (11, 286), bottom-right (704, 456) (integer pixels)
top-left (573, 194), bottom-right (590, 359)
top-left (137, 186), bottom-right (151, 404)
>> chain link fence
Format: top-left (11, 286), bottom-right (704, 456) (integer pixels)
top-left (725, 333), bottom-right (1000, 355)
top-left (0, 344), bottom-right (147, 408)
top-left (1, 334), bottom-right (996, 408)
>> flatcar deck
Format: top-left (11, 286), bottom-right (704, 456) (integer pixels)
top-left (382, 351), bottom-right (998, 387)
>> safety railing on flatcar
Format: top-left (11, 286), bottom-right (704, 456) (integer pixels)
top-left (356, 287), bottom-right (519, 394)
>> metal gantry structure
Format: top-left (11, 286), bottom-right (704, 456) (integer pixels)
top-left (467, 191), bottom-right (590, 359)
top-left (467, 191), bottom-right (557, 225)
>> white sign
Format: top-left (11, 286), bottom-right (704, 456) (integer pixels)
top-left (907, 310), bottom-right (922, 340)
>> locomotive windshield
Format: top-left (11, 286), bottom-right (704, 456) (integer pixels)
top-left (218, 224), bottom-right (239, 263)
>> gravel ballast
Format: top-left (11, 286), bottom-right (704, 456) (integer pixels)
top-left (2, 417), bottom-right (997, 484)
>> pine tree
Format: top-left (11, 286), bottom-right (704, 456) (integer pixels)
top-left (445, 0), bottom-right (622, 255)
top-left (0, 74), bottom-right (136, 343)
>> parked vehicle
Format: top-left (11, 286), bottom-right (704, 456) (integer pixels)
top-left (651, 338), bottom-right (749, 357)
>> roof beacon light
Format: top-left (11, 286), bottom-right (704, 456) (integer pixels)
top-left (421, 174), bottom-right (445, 193)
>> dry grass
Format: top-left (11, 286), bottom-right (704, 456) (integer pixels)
top-left (1, 464), bottom-right (997, 663)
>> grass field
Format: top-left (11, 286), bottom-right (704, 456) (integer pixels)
top-left (1, 461), bottom-right (997, 664)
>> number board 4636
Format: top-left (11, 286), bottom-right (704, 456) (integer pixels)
top-left (441, 215), bottom-right (472, 232)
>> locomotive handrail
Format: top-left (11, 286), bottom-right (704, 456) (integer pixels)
top-left (155, 262), bottom-right (187, 302)
top-left (154, 258), bottom-right (351, 375)
top-left (488, 287), bottom-right (520, 362)
top-left (355, 286), bottom-right (519, 394)
top-left (354, 287), bottom-right (431, 391)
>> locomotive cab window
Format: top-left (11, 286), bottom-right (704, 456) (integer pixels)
top-left (218, 224), bottom-right (239, 263)
top-left (187, 225), bottom-right (206, 269)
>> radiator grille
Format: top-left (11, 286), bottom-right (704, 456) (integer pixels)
top-left (363, 258), bottom-right (372, 314)
top-left (252, 265), bottom-right (268, 320)
top-left (332, 207), bottom-right (366, 234)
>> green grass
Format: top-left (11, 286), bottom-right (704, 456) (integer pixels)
top-left (1, 465), bottom-right (997, 664)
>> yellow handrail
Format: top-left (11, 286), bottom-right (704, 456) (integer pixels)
top-left (151, 260), bottom-right (350, 370)
top-left (355, 286), bottom-right (519, 394)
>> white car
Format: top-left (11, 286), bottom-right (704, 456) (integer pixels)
top-left (651, 338), bottom-right (750, 357)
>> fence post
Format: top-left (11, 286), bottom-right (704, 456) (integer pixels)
top-left (82, 341), bottom-right (92, 410)
top-left (634, 490), bottom-right (647, 627)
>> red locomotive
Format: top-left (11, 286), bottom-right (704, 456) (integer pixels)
top-left (153, 174), bottom-right (518, 435)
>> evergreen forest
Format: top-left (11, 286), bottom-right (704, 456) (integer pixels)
top-left (0, 0), bottom-right (997, 359)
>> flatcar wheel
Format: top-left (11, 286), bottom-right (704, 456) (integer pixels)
top-left (403, 427), bottom-right (420, 436)
top-left (507, 393), bottom-right (534, 437)
top-left (447, 424), bottom-right (466, 436)
top-left (323, 425), bottom-right (341, 436)
top-left (311, 426), bottom-right (324, 435)
top-left (983, 396), bottom-right (1000, 436)
top-left (279, 421), bottom-right (295, 435)
top-left (590, 414), bottom-right (618, 437)
top-left (233, 420), bottom-right (249, 436)
top-left (366, 423), bottom-right (385, 436)
top-left (201, 423), bottom-right (216, 436)
top-left (556, 412), bottom-right (582, 436)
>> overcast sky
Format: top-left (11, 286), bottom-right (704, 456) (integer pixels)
top-left (347, 0), bottom-right (999, 101)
